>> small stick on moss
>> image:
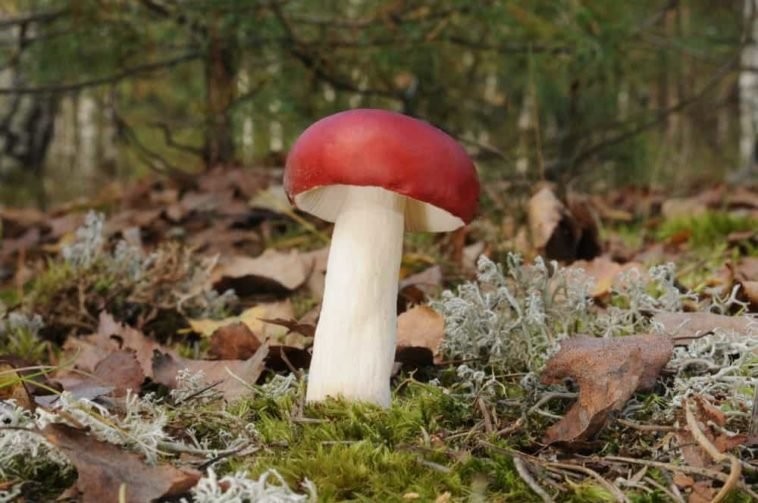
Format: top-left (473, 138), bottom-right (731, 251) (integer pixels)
top-left (542, 461), bottom-right (629, 503)
top-left (602, 456), bottom-right (758, 500)
top-left (527, 392), bottom-right (577, 417)
top-left (684, 399), bottom-right (741, 503)
top-left (513, 456), bottom-right (554, 503)
top-left (476, 397), bottom-right (494, 434)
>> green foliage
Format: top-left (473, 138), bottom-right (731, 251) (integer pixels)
top-left (1, 0), bottom-right (744, 195)
top-left (658, 211), bottom-right (758, 251)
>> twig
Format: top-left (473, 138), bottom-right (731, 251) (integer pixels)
top-left (0, 53), bottom-right (199, 94)
top-left (642, 476), bottom-right (684, 503)
top-left (602, 456), bottom-right (758, 500)
top-left (542, 461), bottom-right (629, 503)
top-left (513, 456), bottom-right (554, 503)
top-left (684, 400), bottom-right (741, 503)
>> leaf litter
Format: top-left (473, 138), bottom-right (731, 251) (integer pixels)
top-left (0, 174), bottom-right (756, 501)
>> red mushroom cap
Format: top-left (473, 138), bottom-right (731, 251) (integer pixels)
top-left (284, 109), bottom-right (479, 231)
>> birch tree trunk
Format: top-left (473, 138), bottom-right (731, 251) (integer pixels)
top-left (738, 0), bottom-right (758, 181)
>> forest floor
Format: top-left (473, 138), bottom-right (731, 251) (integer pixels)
top-left (0, 168), bottom-right (756, 502)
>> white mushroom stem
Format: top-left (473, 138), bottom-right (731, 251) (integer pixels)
top-left (306, 186), bottom-right (406, 407)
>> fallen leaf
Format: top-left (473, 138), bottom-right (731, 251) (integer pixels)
top-left (209, 322), bottom-right (262, 360)
top-left (689, 481), bottom-right (716, 503)
top-left (43, 424), bottom-right (200, 503)
top-left (76, 312), bottom-right (177, 378)
top-left (395, 306), bottom-right (445, 366)
top-left (0, 360), bottom-right (34, 410)
top-left (661, 197), bottom-right (708, 220)
top-left (569, 256), bottom-right (645, 298)
top-left (528, 186), bottom-right (596, 262)
top-left (212, 249), bottom-right (308, 292)
top-left (652, 312), bottom-right (756, 340)
top-left (152, 343), bottom-right (268, 401)
top-left (730, 257), bottom-right (758, 308)
top-left (91, 350), bottom-right (145, 396)
top-left (540, 334), bottom-right (673, 444)
top-left (188, 301), bottom-right (294, 342)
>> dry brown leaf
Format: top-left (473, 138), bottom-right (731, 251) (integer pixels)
top-left (81, 312), bottom-right (177, 378)
top-left (0, 360), bottom-right (34, 410)
top-left (540, 335), bottom-right (673, 444)
top-left (661, 197), bottom-right (709, 220)
top-left (43, 424), bottom-right (200, 503)
top-left (673, 472), bottom-right (695, 489)
top-left (209, 322), bottom-right (262, 360)
top-left (570, 256), bottom-right (645, 298)
top-left (395, 306), bottom-right (445, 366)
top-left (652, 312), bottom-right (755, 340)
top-left (152, 343), bottom-right (268, 401)
top-left (689, 481), bottom-right (716, 503)
top-left (188, 301), bottom-right (294, 342)
top-left (91, 350), bottom-right (145, 396)
top-left (213, 249), bottom-right (308, 291)
top-left (731, 257), bottom-right (758, 308)
top-left (527, 186), bottom-right (601, 262)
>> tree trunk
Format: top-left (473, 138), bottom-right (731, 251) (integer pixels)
top-left (738, 0), bottom-right (758, 182)
top-left (204, 16), bottom-right (238, 168)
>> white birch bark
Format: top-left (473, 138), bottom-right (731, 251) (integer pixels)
top-left (738, 0), bottom-right (758, 180)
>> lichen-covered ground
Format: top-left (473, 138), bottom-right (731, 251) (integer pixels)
top-left (0, 172), bottom-right (756, 501)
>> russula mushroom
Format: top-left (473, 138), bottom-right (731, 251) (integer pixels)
top-left (284, 109), bottom-right (479, 407)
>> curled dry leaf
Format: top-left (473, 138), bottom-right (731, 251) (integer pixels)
top-left (395, 305), bottom-right (445, 366)
top-left (43, 424), bottom-right (200, 503)
top-left (540, 334), bottom-right (673, 444)
top-left (527, 186), bottom-right (601, 262)
top-left (152, 343), bottom-right (268, 401)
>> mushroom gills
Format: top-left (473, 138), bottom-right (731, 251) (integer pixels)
top-left (294, 184), bottom-right (465, 232)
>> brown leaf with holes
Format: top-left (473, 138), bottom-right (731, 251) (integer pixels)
top-left (152, 343), bottom-right (268, 401)
top-left (540, 335), bottom-right (673, 444)
top-left (43, 424), bottom-right (200, 503)
top-left (395, 305), bottom-right (446, 366)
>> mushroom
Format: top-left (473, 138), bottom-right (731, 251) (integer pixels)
top-left (284, 109), bottom-right (479, 407)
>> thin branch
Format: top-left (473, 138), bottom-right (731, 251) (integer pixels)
top-left (148, 121), bottom-right (204, 157)
top-left (513, 456), bottom-right (554, 503)
top-left (571, 52), bottom-right (739, 165)
top-left (684, 400), bottom-right (741, 503)
top-left (0, 53), bottom-right (199, 95)
top-left (0, 9), bottom-right (66, 29)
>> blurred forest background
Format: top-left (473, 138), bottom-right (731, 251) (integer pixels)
top-left (0, 0), bottom-right (757, 208)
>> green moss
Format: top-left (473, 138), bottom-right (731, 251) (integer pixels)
top-left (657, 211), bottom-right (757, 251)
top-left (222, 381), bottom-right (536, 502)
